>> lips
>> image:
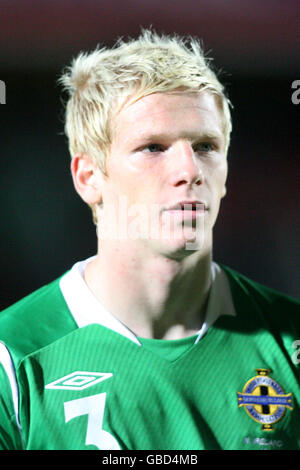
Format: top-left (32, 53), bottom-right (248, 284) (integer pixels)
top-left (164, 200), bottom-right (207, 211)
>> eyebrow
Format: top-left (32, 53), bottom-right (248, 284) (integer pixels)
top-left (133, 130), bottom-right (224, 145)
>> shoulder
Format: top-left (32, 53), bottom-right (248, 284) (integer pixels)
top-left (219, 263), bottom-right (300, 332)
top-left (0, 274), bottom-right (78, 365)
top-left (220, 263), bottom-right (299, 305)
top-left (0, 274), bottom-right (78, 449)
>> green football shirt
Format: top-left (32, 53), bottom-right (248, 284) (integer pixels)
top-left (0, 258), bottom-right (299, 450)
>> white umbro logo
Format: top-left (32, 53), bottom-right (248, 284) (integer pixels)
top-left (45, 371), bottom-right (113, 391)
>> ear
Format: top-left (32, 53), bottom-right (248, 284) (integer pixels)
top-left (70, 153), bottom-right (103, 205)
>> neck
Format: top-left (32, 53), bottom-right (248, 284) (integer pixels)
top-left (84, 239), bottom-right (213, 340)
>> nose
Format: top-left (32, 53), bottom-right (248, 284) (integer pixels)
top-left (168, 141), bottom-right (203, 188)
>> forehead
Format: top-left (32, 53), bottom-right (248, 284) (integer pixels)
top-left (112, 91), bottom-right (225, 145)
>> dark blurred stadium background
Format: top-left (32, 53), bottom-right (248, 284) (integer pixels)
top-left (1, 0), bottom-right (299, 309)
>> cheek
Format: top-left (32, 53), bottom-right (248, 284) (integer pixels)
top-left (217, 155), bottom-right (227, 177)
top-left (104, 162), bottom-right (161, 209)
top-left (206, 159), bottom-right (228, 190)
top-left (112, 155), bottom-right (163, 190)
top-left (217, 164), bottom-right (228, 192)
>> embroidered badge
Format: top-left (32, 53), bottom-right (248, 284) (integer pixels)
top-left (237, 368), bottom-right (293, 431)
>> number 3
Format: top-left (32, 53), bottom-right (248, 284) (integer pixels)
top-left (64, 393), bottom-right (121, 450)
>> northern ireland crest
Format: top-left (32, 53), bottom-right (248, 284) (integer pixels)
top-left (237, 369), bottom-right (293, 431)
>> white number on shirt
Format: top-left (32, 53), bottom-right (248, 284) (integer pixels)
top-left (64, 393), bottom-right (121, 450)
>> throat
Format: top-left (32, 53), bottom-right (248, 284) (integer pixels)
top-left (148, 293), bottom-right (210, 340)
top-left (160, 324), bottom-right (202, 340)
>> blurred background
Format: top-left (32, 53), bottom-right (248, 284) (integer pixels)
top-left (1, 0), bottom-right (299, 309)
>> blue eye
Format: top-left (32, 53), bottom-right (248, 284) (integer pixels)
top-left (196, 142), bottom-right (213, 152)
top-left (144, 144), bottom-right (164, 153)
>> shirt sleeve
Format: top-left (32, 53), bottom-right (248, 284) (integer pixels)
top-left (0, 345), bottom-right (24, 450)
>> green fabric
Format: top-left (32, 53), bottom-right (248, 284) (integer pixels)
top-left (0, 264), bottom-right (299, 450)
top-left (138, 335), bottom-right (198, 362)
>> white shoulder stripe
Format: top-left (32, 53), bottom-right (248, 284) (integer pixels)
top-left (0, 341), bottom-right (21, 430)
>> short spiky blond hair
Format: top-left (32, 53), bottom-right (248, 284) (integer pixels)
top-left (59, 28), bottom-right (232, 222)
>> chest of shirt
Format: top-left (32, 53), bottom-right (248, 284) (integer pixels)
top-left (17, 324), bottom-right (300, 450)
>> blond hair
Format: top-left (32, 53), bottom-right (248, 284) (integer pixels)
top-left (59, 28), bottom-right (232, 223)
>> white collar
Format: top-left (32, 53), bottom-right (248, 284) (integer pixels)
top-left (59, 256), bottom-right (236, 346)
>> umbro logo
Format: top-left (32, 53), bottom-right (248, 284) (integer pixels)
top-left (45, 371), bottom-right (113, 391)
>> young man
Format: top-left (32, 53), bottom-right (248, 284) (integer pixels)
top-left (0, 30), bottom-right (299, 451)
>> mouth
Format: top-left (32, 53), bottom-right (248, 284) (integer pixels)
top-left (164, 200), bottom-right (207, 212)
top-left (162, 200), bottom-right (207, 221)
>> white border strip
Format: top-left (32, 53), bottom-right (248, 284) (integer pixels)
top-left (0, 341), bottom-right (21, 430)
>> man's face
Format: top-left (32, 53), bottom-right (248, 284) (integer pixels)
top-left (98, 91), bottom-right (228, 258)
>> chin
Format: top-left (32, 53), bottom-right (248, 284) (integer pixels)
top-left (147, 231), bottom-right (207, 260)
